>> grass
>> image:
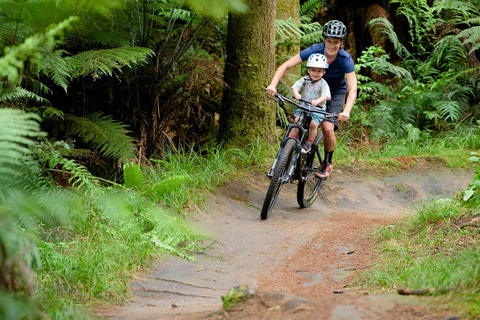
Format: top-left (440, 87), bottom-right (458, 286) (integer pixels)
top-left (29, 139), bottom-right (276, 318)
top-left (334, 126), bottom-right (478, 177)
top-left (355, 198), bottom-right (480, 318)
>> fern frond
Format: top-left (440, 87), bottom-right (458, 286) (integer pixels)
top-left (0, 16), bottom-right (78, 84)
top-left (38, 49), bottom-right (72, 92)
top-left (55, 158), bottom-right (101, 191)
top-left (375, 54), bottom-right (414, 82)
top-left (300, 0), bottom-right (323, 19)
top-left (433, 0), bottom-right (477, 20)
top-left (123, 162), bottom-right (143, 189)
top-left (145, 175), bottom-right (190, 201)
top-left (368, 18), bottom-right (412, 59)
top-left (0, 22), bottom-right (35, 47)
top-left (276, 17), bottom-right (302, 41)
top-left (158, 8), bottom-right (193, 22)
top-left (0, 86), bottom-right (49, 104)
top-left (41, 106), bottom-right (64, 119)
top-left (65, 112), bottom-right (136, 162)
top-left (431, 35), bottom-right (467, 68)
top-left (68, 47), bottom-right (154, 79)
top-left (432, 100), bottom-right (461, 121)
top-left (300, 27), bottom-right (322, 47)
top-left (457, 26), bottom-right (480, 53)
top-left (0, 108), bottom-right (45, 177)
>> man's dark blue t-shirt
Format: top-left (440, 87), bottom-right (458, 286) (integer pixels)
top-left (300, 43), bottom-right (355, 95)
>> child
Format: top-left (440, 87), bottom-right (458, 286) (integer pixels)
top-left (290, 53), bottom-right (331, 153)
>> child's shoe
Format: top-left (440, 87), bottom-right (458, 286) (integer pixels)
top-left (301, 142), bottom-right (311, 154)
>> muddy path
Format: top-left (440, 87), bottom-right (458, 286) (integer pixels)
top-left (98, 164), bottom-right (471, 320)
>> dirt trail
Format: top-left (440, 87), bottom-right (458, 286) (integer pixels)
top-left (98, 165), bottom-right (471, 320)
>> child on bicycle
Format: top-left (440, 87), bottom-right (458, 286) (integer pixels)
top-left (290, 53), bottom-right (331, 153)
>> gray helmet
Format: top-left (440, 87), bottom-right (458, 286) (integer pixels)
top-left (323, 20), bottom-right (346, 39)
top-left (306, 54), bottom-right (329, 69)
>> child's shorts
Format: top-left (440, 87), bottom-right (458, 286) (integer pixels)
top-left (294, 108), bottom-right (325, 125)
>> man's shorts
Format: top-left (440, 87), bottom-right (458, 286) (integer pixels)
top-left (324, 93), bottom-right (346, 130)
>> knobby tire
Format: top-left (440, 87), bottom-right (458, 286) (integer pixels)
top-left (261, 139), bottom-right (296, 220)
top-left (297, 145), bottom-right (325, 208)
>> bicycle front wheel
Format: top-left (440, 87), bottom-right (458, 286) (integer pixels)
top-left (297, 149), bottom-right (325, 208)
top-left (261, 139), bottom-right (296, 220)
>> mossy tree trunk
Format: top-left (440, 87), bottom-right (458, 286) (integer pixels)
top-left (219, 0), bottom-right (277, 146)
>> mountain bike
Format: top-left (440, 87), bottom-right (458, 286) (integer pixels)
top-left (261, 93), bottom-right (338, 220)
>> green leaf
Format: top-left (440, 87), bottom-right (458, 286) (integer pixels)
top-left (463, 190), bottom-right (474, 201)
top-left (123, 162), bottom-right (143, 189)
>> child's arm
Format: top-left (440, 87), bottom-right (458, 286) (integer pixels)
top-left (292, 87), bottom-right (302, 100)
top-left (311, 80), bottom-right (331, 106)
top-left (311, 95), bottom-right (330, 107)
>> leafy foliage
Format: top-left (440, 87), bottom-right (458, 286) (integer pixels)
top-left (123, 162), bottom-right (143, 189)
top-left (0, 109), bottom-right (45, 175)
top-left (463, 152), bottom-right (480, 207)
top-left (69, 47), bottom-right (154, 79)
top-left (65, 112), bottom-right (136, 162)
top-left (275, 0), bottom-right (323, 48)
top-left (360, 0), bottom-right (480, 140)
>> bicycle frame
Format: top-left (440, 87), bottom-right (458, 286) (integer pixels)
top-left (268, 94), bottom-right (333, 184)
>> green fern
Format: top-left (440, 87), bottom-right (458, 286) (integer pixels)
top-left (0, 109), bottom-right (45, 173)
top-left (0, 87), bottom-right (49, 105)
top-left (368, 18), bottom-right (412, 59)
top-left (68, 47), bottom-right (154, 79)
top-left (65, 112), bottom-right (136, 162)
top-left (432, 100), bottom-right (461, 122)
top-left (0, 16), bottom-right (78, 84)
top-left (37, 49), bottom-right (72, 92)
top-left (123, 162), bottom-right (143, 189)
top-left (275, 0), bottom-right (323, 47)
top-left (145, 175), bottom-right (191, 201)
top-left (458, 25), bottom-right (480, 53)
top-left (158, 8), bottom-right (194, 22)
top-left (300, 0), bottom-right (324, 19)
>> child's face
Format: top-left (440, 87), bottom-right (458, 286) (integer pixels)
top-left (307, 68), bottom-right (326, 81)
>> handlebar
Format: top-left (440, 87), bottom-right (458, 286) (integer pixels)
top-left (271, 93), bottom-right (338, 120)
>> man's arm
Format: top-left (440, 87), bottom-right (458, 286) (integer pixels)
top-left (266, 54), bottom-right (303, 96)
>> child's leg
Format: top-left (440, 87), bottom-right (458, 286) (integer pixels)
top-left (301, 120), bottom-right (318, 153)
top-left (289, 116), bottom-right (300, 137)
top-left (308, 120), bottom-right (318, 142)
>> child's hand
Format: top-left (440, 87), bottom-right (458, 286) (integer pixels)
top-left (311, 99), bottom-right (320, 106)
top-left (294, 93), bottom-right (302, 100)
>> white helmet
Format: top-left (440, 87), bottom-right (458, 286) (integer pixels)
top-left (306, 53), bottom-right (329, 69)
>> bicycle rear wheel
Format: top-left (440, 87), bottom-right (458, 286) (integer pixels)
top-left (261, 139), bottom-right (296, 220)
top-left (297, 147), bottom-right (325, 208)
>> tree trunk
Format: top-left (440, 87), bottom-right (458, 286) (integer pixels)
top-left (219, 0), bottom-right (277, 146)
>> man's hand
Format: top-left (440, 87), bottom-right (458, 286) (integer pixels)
top-left (338, 111), bottom-right (350, 122)
top-left (266, 85), bottom-right (277, 97)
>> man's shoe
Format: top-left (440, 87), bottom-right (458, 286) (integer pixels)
top-left (315, 163), bottom-right (332, 179)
